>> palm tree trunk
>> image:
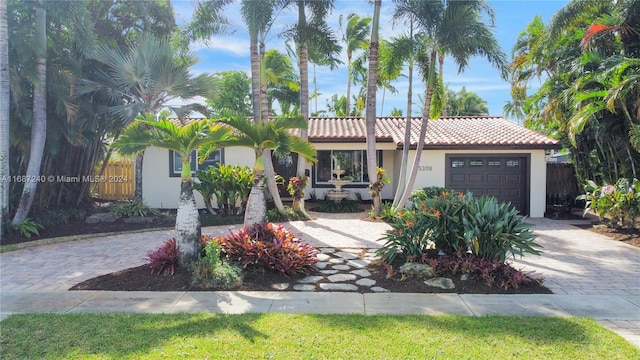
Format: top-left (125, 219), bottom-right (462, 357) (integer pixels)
top-left (392, 60), bottom-right (413, 208)
top-left (0, 0), bottom-right (10, 238)
top-left (346, 56), bottom-right (352, 116)
top-left (13, 4), bottom-right (47, 225)
top-left (294, 2), bottom-right (310, 218)
top-left (175, 176), bottom-right (202, 267)
top-left (366, 0), bottom-right (381, 217)
top-left (244, 175), bottom-right (267, 226)
top-left (259, 32), bottom-right (285, 216)
top-left (396, 50), bottom-right (437, 210)
top-left (133, 152), bottom-right (144, 201)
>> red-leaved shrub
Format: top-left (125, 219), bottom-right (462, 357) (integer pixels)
top-left (203, 222), bottom-right (318, 275)
top-left (146, 238), bottom-right (179, 275)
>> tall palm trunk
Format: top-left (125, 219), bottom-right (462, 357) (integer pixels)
top-left (13, 3), bottom-right (47, 225)
top-left (175, 156), bottom-right (201, 266)
top-left (294, 1), bottom-right (310, 218)
top-left (396, 50), bottom-right (437, 209)
top-left (392, 59), bottom-right (413, 207)
top-left (0, 0), bottom-right (9, 237)
top-left (366, 0), bottom-right (382, 217)
top-left (258, 33), bottom-right (285, 216)
top-left (346, 54), bottom-right (352, 116)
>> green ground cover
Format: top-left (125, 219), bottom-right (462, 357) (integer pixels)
top-left (1, 313), bottom-right (636, 359)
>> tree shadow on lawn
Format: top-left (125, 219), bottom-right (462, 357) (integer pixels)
top-left (2, 313), bottom-right (629, 359)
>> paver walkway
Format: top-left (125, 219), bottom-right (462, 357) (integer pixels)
top-left (0, 211), bottom-right (638, 347)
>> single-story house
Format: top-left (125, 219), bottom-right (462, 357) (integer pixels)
top-left (141, 116), bottom-right (560, 217)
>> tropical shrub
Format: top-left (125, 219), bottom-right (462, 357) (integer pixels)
top-left (194, 164), bottom-right (254, 216)
top-left (9, 218), bottom-right (43, 238)
top-left (109, 200), bottom-right (158, 217)
top-left (578, 178), bottom-right (640, 229)
top-left (378, 191), bottom-right (541, 263)
top-left (287, 176), bottom-right (309, 200)
top-left (409, 186), bottom-right (449, 210)
top-left (146, 238), bottom-right (179, 275)
top-left (36, 208), bottom-right (87, 227)
top-left (192, 241), bottom-right (243, 289)
top-left (266, 206), bottom-right (307, 222)
top-left (315, 198), bottom-right (362, 213)
top-left (206, 222), bottom-right (318, 275)
top-left (463, 196), bottom-right (541, 262)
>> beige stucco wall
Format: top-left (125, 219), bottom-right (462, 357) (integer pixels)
top-left (142, 144), bottom-right (547, 217)
top-left (142, 146), bottom-right (254, 209)
top-left (397, 149), bottom-right (547, 217)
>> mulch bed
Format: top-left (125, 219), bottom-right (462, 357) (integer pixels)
top-left (70, 258), bottom-right (551, 294)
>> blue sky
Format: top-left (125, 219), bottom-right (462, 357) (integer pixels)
top-left (171, 0), bottom-right (569, 118)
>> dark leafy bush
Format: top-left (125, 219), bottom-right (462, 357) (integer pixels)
top-left (205, 222), bottom-right (318, 275)
top-left (146, 238), bottom-right (179, 275)
top-left (313, 199), bottom-right (362, 213)
top-left (36, 208), bottom-right (87, 227)
top-left (110, 200), bottom-right (158, 217)
top-left (426, 255), bottom-right (544, 290)
top-left (266, 206), bottom-right (308, 222)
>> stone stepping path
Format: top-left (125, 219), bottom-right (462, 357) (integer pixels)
top-left (270, 247), bottom-right (390, 293)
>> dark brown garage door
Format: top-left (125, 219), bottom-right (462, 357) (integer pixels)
top-left (445, 155), bottom-right (528, 215)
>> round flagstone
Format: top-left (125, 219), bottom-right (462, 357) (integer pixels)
top-left (332, 265), bottom-right (351, 271)
top-left (328, 258), bottom-right (344, 264)
top-left (327, 273), bottom-right (357, 282)
top-left (319, 283), bottom-right (358, 291)
top-left (314, 262), bottom-right (329, 269)
top-left (293, 284), bottom-right (316, 291)
top-left (355, 278), bottom-right (376, 287)
top-left (341, 248), bottom-right (363, 254)
top-left (316, 253), bottom-right (331, 261)
top-left (298, 275), bottom-right (323, 284)
top-left (319, 247), bottom-right (335, 253)
top-left (351, 269), bottom-right (371, 277)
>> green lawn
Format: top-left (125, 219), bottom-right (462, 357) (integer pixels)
top-left (1, 313), bottom-right (637, 359)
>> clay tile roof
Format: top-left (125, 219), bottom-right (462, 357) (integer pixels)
top-left (308, 116), bottom-right (560, 149)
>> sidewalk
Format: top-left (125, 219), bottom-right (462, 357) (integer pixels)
top-left (1, 212), bottom-right (639, 348)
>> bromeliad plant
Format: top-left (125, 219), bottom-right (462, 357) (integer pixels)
top-left (578, 178), bottom-right (640, 229)
top-left (204, 222), bottom-right (318, 275)
top-left (146, 238), bottom-right (179, 275)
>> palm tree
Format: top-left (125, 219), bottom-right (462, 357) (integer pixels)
top-left (11, 1), bottom-right (47, 225)
top-left (340, 13), bottom-right (371, 116)
top-left (0, 0), bottom-right (9, 238)
top-left (79, 34), bottom-right (215, 202)
top-left (444, 86), bottom-right (489, 116)
top-left (265, 49), bottom-right (299, 115)
top-left (392, 0), bottom-right (507, 210)
top-left (365, 0), bottom-right (383, 217)
top-left (281, 0), bottom-right (339, 218)
top-left (203, 115), bottom-right (316, 226)
top-left (113, 116), bottom-right (230, 266)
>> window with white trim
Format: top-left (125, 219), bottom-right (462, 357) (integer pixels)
top-left (169, 149), bottom-right (222, 177)
top-left (314, 150), bottom-right (372, 185)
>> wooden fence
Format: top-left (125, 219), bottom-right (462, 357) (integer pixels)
top-left (546, 163), bottom-right (581, 205)
top-left (92, 160), bottom-right (134, 201)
